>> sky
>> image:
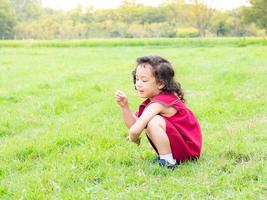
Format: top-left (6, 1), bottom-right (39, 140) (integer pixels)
top-left (41, 0), bottom-right (249, 11)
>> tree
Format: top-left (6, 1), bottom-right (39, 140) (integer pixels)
top-left (0, 0), bottom-right (15, 39)
top-left (210, 12), bottom-right (232, 36)
top-left (10, 0), bottom-right (43, 21)
top-left (67, 5), bottom-right (83, 25)
top-left (160, 0), bottom-right (191, 28)
top-left (190, 0), bottom-right (215, 37)
top-left (229, 8), bottom-right (248, 36)
top-left (138, 6), bottom-right (167, 25)
top-left (242, 0), bottom-right (267, 33)
top-left (117, 2), bottom-right (145, 24)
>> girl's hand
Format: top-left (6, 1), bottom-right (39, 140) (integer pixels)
top-left (115, 90), bottom-right (128, 108)
top-left (127, 135), bottom-right (141, 146)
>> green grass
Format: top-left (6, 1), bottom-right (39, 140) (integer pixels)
top-left (0, 41), bottom-right (266, 199)
top-left (0, 37), bottom-right (267, 48)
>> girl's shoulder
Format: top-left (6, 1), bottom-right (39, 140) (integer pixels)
top-left (151, 92), bottom-right (182, 106)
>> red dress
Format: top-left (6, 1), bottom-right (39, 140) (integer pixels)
top-left (136, 92), bottom-right (202, 162)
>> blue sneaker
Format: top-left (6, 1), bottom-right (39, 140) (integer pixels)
top-left (158, 159), bottom-right (177, 169)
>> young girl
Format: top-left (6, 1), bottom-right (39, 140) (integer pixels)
top-left (115, 55), bottom-right (202, 169)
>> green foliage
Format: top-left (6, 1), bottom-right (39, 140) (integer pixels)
top-left (9, 0), bottom-right (43, 21)
top-left (0, 0), bottom-right (15, 39)
top-left (176, 28), bottom-right (200, 38)
top-left (210, 12), bottom-right (232, 36)
top-left (242, 0), bottom-right (267, 32)
top-left (190, 1), bottom-right (215, 37)
top-left (0, 1), bottom-right (266, 39)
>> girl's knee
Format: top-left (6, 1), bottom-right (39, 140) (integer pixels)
top-left (147, 115), bottom-right (166, 131)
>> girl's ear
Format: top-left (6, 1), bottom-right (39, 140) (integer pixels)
top-left (158, 81), bottom-right (165, 89)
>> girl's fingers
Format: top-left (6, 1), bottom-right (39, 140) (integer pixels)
top-left (116, 94), bottom-right (125, 99)
top-left (115, 90), bottom-right (125, 97)
top-left (116, 95), bottom-right (123, 99)
top-left (115, 96), bottom-right (121, 101)
top-left (116, 96), bottom-right (125, 103)
top-left (115, 90), bottom-right (126, 104)
top-left (115, 90), bottom-right (122, 94)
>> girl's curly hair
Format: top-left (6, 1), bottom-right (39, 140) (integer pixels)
top-left (132, 55), bottom-right (185, 103)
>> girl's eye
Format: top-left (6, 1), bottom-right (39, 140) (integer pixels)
top-left (142, 80), bottom-right (148, 82)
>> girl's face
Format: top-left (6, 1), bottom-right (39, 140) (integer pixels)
top-left (135, 64), bottom-right (164, 99)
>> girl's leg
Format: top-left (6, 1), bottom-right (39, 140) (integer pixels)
top-left (145, 115), bottom-right (172, 155)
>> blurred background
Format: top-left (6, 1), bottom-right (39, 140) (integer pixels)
top-left (0, 0), bottom-right (266, 40)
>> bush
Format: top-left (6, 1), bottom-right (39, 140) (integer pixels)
top-left (176, 28), bottom-right (200, 38)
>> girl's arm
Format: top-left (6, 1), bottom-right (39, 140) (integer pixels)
top-left (129, 102), bottom-right (163, 143)
top-left (115, 90), bottom-right (137, 128)
top-left (120, 106), bottom-right (137, 129)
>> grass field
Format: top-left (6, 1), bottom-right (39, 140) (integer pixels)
top-left (0, 39), bottom-right (267, 199)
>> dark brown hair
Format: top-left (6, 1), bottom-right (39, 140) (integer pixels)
top-left (132, 55), bottom-right (185, 102)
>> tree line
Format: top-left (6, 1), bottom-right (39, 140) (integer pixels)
top-left (0, 0), bottom-right (266, 40)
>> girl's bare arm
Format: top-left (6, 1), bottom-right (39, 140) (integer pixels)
top-left (129, 102), bottom-right (163, 143)
top-left (120, 106), bottom-right (137, 129)
top-left (115, 90), bottom-right (137, 128)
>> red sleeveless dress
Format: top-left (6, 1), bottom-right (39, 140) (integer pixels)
top-left (136, 92), bottom-right (202, 162)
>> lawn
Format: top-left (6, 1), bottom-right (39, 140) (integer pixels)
top-left (0, 40), bottom-right (266, 199)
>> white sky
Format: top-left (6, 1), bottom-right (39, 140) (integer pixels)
top-left (41, 0), bottom-right (249, 11)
